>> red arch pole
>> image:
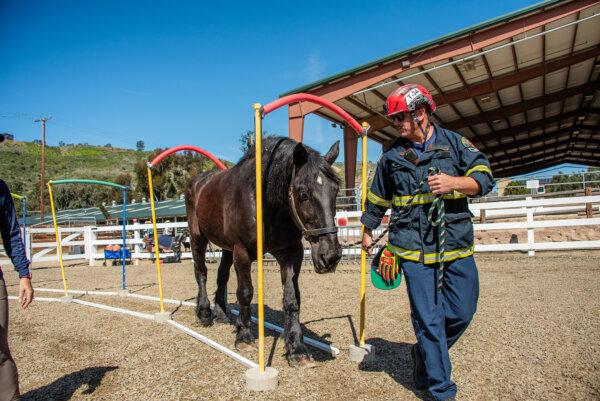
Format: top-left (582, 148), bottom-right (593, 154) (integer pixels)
top-left (253, 93), bottom-right (370, 380)
top-left (262, 93), bottom-right (366, 136)
top-left (147, 145), bottom-right (226, 316)
top-left (149, 145), bottom-right (227, 170)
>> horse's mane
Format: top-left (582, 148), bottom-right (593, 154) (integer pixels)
top-left (235, 136), bottom-right (339, 207)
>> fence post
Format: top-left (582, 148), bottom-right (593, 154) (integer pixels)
top-left (26, 232), bottom-right (32, 260)
top-left (88, 227), bottom-right (98, 266)
top-left (585, 186), bottom-right (593, 218)
top-left (84, 226), bottom-right (93, 266)
top-left (526, 196), bottom-right (535, 257)
top-left (479, 209), bottom-right (486, 224)
top-left (133, 221), bottom-right (140, 265)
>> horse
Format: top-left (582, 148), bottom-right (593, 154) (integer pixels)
top-left (185, 136), bottom-right (342, 366)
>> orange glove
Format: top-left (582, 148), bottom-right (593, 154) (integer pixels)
top-left (377, 246), bottom-right (399, 283)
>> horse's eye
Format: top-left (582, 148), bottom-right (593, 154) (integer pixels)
top-left (299, 192), bottom-right (309, 202)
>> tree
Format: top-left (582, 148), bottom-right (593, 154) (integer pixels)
top-left (504, 180), bottom-right (529, 196)
top-left (104, 143), bottom-right (112, 148)
top-left (58, 141), bottom-right (66, 147)
top-left (136, 140), bottom-right (145, 151)
top-left (239, 131), bottom-right (254, 154)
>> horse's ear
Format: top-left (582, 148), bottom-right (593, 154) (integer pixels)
top-left (323, 140), bottom-right (340, 165)
top-left (293, 143), bottom-right (309, 167)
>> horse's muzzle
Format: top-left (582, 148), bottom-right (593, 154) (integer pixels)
top-left (311, 234), bottom-right (342, 273)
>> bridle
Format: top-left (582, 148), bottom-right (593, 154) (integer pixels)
top-left (288, 165), bottom-right (338, 240)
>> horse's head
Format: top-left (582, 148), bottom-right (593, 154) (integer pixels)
top-left (289, 141), bottom-right (342, 273)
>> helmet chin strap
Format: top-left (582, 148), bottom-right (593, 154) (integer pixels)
top-left (410, 111), bottom-right (431, 142)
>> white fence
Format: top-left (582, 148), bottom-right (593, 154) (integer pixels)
top-left (1, 195), bottom-right (598, 265)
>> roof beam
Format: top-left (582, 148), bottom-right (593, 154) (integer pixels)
top-left (433, 46), bottom-right (600, 106)
top-left (474, 108), bottom-right (600, 146)
top-left (492, 146), bottom-right (599, 168)
top-left (495, 155), bottom-right (600, 177)
top-left (483, 125), bottom-right (600, 155)
top-left (445, 81), bottom-right (600, 131)
top-left (293, 0), bottom-right (599, 116)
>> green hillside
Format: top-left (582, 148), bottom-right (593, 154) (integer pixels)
top-left (1, 141), bottom-right (150, 199)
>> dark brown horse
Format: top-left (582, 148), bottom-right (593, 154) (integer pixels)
top-left (185, 136), bottom-right (342, 366)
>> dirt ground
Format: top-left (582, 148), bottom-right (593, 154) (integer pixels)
top-left (3, 251), bottom-right (599, 401)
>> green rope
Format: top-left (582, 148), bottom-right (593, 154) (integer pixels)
top-left (427, 192), bottom-right (446, 293)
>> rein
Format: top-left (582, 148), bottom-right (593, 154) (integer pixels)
top-left (288, 165), bottom-right (338, 240)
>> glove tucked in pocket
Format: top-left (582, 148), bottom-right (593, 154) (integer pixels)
top-left (370, 244), bottom-right (402, 290)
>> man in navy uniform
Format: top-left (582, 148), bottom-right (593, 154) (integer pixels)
top-left (361, 84), bottom-right (494, 401)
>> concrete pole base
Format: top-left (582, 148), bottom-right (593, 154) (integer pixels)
top-left (117, 289), bottom-right (130, 297)
top-left (348, 344), bottom-right (376, 363)
top-left (59, 295), bottom-right (74, 303)
top-left (245, 367), bottom-right (278, 391)
top-left (154, 312), bottom-right (172, 323)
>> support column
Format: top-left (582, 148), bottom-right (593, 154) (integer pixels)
top-left (343, 126), bottom-right (358, 193)
top-left (288, 103), bottom-right (304, 142)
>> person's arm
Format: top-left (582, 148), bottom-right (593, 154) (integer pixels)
top-left (428, 174), bottom-right (481, 196)
top-left (360, 158), bottom-right (392, 255)
top-left (429, 134), bottom-right (494, 197)
top-left (0, 180), bottom-right (33, 309)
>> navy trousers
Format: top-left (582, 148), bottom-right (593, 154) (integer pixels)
top-left (402, 255), bottom-right (479, 401)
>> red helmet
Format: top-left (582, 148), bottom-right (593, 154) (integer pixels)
top-left (384, 84), bottom-right (436, 116)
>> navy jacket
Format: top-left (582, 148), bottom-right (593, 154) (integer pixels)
top-left (361, 125), bottom-right (494, 264)
top-left (0, 179), bottom-right (30, 279)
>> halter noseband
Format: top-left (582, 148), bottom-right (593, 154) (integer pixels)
top-left (288, 165), bottom-right (338, 240)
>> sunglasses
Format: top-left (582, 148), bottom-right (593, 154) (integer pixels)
top-left (390, 112), bottom-right (409, 123)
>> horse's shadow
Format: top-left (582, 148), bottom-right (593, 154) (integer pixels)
top-left (218, 303), bottom-right (339, 364)
top-left (358, 338), bottom-right (431, 401)
top-left (21, 366), bottom-right (118, 401)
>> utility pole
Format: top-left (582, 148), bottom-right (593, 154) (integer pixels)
top-left (34, 116), bottom-right (51, 224)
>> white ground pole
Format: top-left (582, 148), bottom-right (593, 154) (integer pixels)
top-left (14, 291), bottom-right (257, 369)
top-left (34, 287), bottom-right (339, 356)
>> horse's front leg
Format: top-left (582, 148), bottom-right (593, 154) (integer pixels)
top-left (233, 244), bottom-right (256, 350)
top-left (276, 243), bottom-right (313, 367)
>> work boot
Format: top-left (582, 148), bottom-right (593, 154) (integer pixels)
top-left (411, 344), bottom-right (427, 390)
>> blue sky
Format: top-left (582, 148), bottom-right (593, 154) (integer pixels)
top-left (0, 0), bottom-right (589, 177)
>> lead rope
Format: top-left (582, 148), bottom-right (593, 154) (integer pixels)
top-left (427, 188), bottom-right (446, 293)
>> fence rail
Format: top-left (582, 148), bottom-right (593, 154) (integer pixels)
top-left (1, 195), bottom-right (598, 265)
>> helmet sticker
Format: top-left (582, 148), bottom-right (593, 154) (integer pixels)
top-left (405, 88), bottom-right (422, 105)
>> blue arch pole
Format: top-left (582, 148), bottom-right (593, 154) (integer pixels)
top-left (49, 179), bottom-right (129, 290)
top-left (121, 189), bottom-right (127, 290)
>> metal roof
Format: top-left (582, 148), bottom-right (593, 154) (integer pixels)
top-left (282, 0), bottom-right (600, 178)
top-left (28, 198), bottom-right (186, 226)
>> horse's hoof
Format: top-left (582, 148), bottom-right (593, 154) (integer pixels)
top-left (287, 354), bottom-right (316, 369)
top-left (235, 341), bottom-right (257, 351)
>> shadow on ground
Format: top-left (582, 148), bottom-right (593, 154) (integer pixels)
top-left (21, 366), bottom-right (118, 401)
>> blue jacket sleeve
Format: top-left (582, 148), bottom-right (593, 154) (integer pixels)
top-left (360, 157), bottom-right (393, 230)
top-left (0, 180), bottom-right (30, 277)
top-left (454, 135), bottom-right (495, 197)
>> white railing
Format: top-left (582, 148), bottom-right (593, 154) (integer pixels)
top-left (1, 195), bottom-right (598, 265)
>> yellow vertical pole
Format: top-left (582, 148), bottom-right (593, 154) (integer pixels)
top-left (147, 166), bottom-right (165, 313)
top-left (359, 123), bottom-right (369, 346)
top-left (253, 103), bottom-right (265, 373)
top-left (47, 182), bottom-right (69, 296)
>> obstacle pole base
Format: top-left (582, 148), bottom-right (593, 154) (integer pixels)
top-left (245, 367), bottom-right (278, 391)
top-left (59, 295), bottom-right (74, 303)
top-left (348, 344), bottom-right (376, 363)
top-left (154, 312), bottom-right (172, 323)
top-left (117, 289), bottom-right (130, 297)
